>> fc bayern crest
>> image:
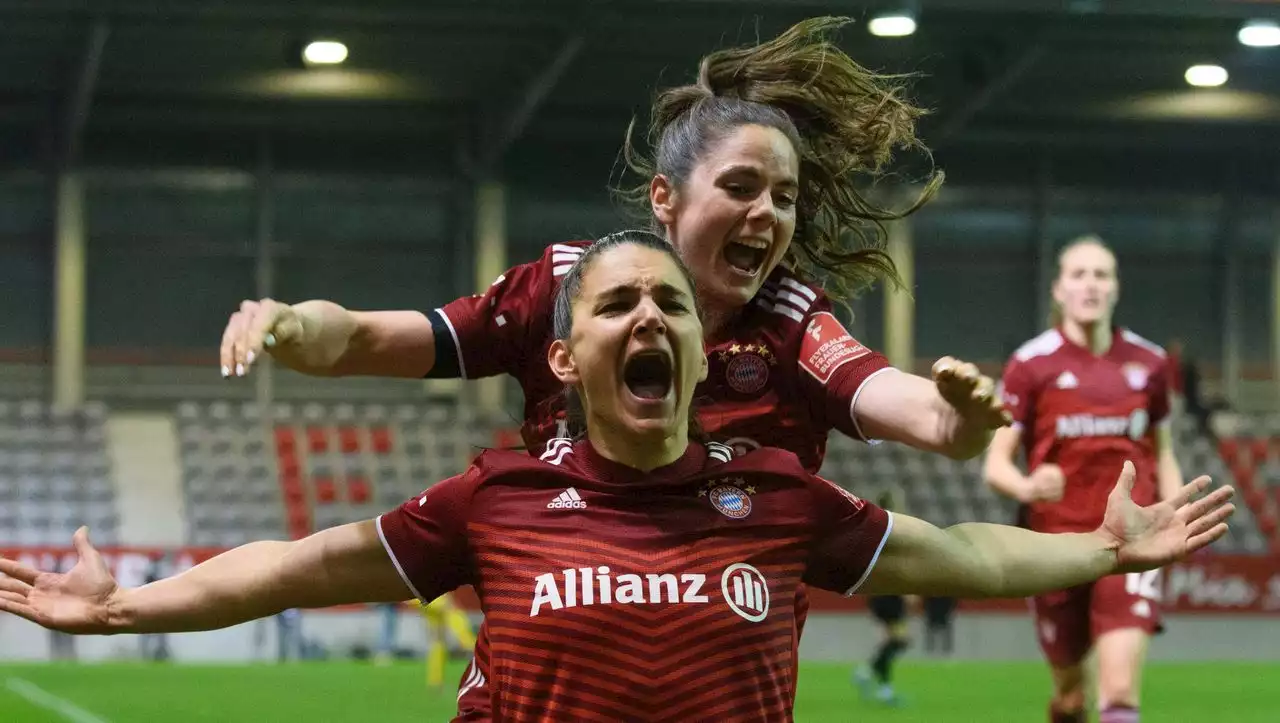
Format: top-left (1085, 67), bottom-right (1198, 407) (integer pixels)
top-left (1122, 363), bottom-right (1149, 391)
top-left (701, 478), bottom-right (757, 519)
top-left (719, 343), bottom-right (775, 395)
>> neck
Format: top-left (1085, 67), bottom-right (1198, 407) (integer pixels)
top-left (1062, 318), bottom-right (1112, 355)
top-left (585, 416), bottom-right (689, 473)
top-left (698, 299), bottom-right (738, 344)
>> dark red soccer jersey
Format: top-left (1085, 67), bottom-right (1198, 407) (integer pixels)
top-left (429, 240), bottom-right (893, 471)
top-left (377, 440), bottom-right (892, 723)
top-left (999, 327), bottom-right (1171, 533)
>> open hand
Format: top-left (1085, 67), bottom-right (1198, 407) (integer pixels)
top-left (0, 527), bottom-right (121, 634)
top-left (932, 356), bottom-right (1013, 430)
top-left (219, 298), bottom-right (304, 378)
top-left (1097, 461), bottom-right (1235, 573)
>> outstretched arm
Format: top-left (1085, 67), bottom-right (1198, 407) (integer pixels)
top-left (1154, 423), bottom-right (1184, 502)
top-left (0, 522), bottom-right (412, 635)
top-left (854, 358), bottom-right (1011, 461)
top-left (859, 463), bottom-right (1233, 598)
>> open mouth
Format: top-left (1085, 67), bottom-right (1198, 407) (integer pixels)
top-left (623, 351), bottom-right (673, 401)
top-left (723, 240), bottom-right (768, 276)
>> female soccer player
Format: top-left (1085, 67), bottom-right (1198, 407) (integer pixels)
top-left (984, 235), bottom-right (1184, 723)
top-left (1, 233), bottom-right (1234, 722)
top-left (218, 18), bottom-right (1009, 717)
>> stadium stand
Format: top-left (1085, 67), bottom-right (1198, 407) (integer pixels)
top-left (0, 399), bottom-right (119, 546)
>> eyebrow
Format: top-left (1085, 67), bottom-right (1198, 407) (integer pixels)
top-left (595, 282), bottom-right (690, 302)
top-left (720, 164), bottom-right (799, 190)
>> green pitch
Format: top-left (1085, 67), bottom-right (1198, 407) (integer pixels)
top-left (1, 660), bottom-right (1274, 722)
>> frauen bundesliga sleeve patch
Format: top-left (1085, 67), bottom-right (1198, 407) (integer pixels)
top-left (798, 312), bottom-right (871, 385)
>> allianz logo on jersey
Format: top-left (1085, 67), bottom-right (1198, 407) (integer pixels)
top-left (529, 562), bottom-right (770, 622)
top-left (1055, 409), bottom-right (1149, 441)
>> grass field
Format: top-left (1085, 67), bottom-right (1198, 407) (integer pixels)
top-left (1, 660), bottom-right (1276, 722)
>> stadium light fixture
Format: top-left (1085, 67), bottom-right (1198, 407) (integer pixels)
top-left (302, 40), bottom-right (348, 67)
top-left (1238, 20), bottom-right (1280, 48)
top-left (868, 13), bottom-right (917, 38)
top-left (1184, 64), bottom-right (1228, 88)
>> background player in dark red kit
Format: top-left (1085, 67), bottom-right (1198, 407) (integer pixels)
top-left (0, 233), bottom-right (1235, 723)
top-left (984, 236), bottom-right (1186, 723)
top-left (216, 18), bottom-right (1012, 718)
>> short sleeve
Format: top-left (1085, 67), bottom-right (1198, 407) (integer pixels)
top-left (795, 306), bottom-right (894, 441)
top-left (802, 475), bottom-right (893, 595)
top-left (375, 465), bottom-right (481, 602)
top-left (1148, 356), bottom-right (1172, 426)
top-left (427, 243), bottom-right (573, 379)
top-left (998, 356), bottom-right (1035, 429)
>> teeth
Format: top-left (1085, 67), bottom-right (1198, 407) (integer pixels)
top-left (733, 239), bottom-right (769, 250)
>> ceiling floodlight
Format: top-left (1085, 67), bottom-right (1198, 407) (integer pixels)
top-left (868, 14), bottom-right (917, 38)
top-left (1239, 20), bottom-right (1280, 48)
top-left (1184, 64), bottom-right (1228, 88)
top-left (302, 40), bottom-right (348, 66)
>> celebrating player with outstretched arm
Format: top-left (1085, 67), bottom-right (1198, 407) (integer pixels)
top-left (216, 18), bottom-right (1011, 718)
top-left (1, 233), bottom-right (1234, 723)
top-left (984, 235), bottom-right (1185, 723)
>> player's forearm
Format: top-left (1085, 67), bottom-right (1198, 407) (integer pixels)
top-left (105, 541), bottom-right (303, 634)
top-left (983, 455), bottom-right (1031, 503)
top-left (855, 372), bottom-right (991, 460)
top-left (944, 523), bottom-right (1118, 598)
top-left (279, 302), bottom-right (434, 378)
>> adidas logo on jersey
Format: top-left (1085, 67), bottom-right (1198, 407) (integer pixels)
top-left (547, 487), bottom-right (587, 509)
top-left (1056, 371), bottom-right (1079, 389)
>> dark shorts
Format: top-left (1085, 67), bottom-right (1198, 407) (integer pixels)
top-left (869, 595), bottom-right (906, 624)
top-left (923, 596), bottom-right (956, 625)
top-left (1031, 571), bottom-right (1164, 667)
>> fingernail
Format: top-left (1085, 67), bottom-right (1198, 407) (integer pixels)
top-left (264, 333), bottom-right (276, 348)
top-left (247, 351), bottom-right (256, 365)
top-left (235, 363), bottom-right (245, 377)
top-left (221, 366), bottom-right (230, 378)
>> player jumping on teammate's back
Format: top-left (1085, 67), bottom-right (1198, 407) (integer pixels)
top-left (985, 235), bottom-right (1186, 723)
top-left (4, 234), bottom-right (1234, 723)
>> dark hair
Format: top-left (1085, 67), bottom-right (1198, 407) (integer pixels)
top-left (618, 16), bottom-right (942, 301)
top-left (552, 230), bottom-right (706, 440)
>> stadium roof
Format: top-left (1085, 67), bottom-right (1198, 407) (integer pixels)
top-left (0, 0), bottom-right (1277, 181)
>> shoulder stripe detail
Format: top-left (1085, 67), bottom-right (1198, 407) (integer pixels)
top-left (540, 437), bottom-right (574, 466)
top-left (552, 264), bottom-right (574, 277)
top-left (843, 511), bottom-right (895, 596)
top-left (551, 243), bottom-right (586, 256)
top-left (761, 281), bottom-right (816, 314)
top-left (706, 442), bottom-right (734, 464)
top-left (375, 515), bottom-right (426, 602)
top-left (1121, 329), bottom-right (1166, 357)
top-left (779, 276), bottom-right (818, 302)
top-left (457, 658), bottom-right (486, 702)
top-left (753, 298), bottom-right (805, 323)
top-left (433, 308), bottom-right (468, 379)
top-left (1013, 329), bottom-right (1064, 362)
top-left (551, 252), bottom-right (582, 265)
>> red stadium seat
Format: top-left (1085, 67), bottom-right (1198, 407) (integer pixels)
top-left (279, 455), bottom-right (300, 481)
top-left (348, 476), bottom-right (370, 504)
top-left (282, 482), bottom-right (305, 508)
top-left (493, 428), bottom-right (523, 449)
top-left (314, 477), bottom-right (337, 505)
top-left (1231, 464), bottom-right (1256, 490)
top-left (274, 426), bottom-right (296, 454)
top-left (1257, 513), bottom-right (1277, 538)
top-left (307, 426), bottom-right (329, 453)
top-left (1249, 438), bottom-right (1270, 465)
top-left (1243, 486), bottom-right (1266, 513)
top-left (287, 509), bottom-right (311, 539)
top-left (370, 426), bottom-right (393, 454)
top-left (1218, 438), bottom-right (1240, 466)
top-left (339, 426), bottom-right (362, 454)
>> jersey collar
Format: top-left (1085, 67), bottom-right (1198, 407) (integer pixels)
top-left (572, 438), bottom-right (708, 487)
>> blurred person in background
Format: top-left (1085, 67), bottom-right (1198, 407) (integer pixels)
top-left (853, 490), bottom-right (915, 707)
top-left (0, 232), bottom-right (1235, 722)
top-left (216, 17), bottom-right (1015, 719)
top-left (921, 594), bottom-right (957, 658)
top-left (985, 235), bottom-right (1185, 723)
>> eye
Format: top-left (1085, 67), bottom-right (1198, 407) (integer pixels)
top-left (775, 193), bottom-right (797, 209)
top-left (598, 301), bottom-right (630, 315)
top-left (661, 300), bottom-right (689, 314)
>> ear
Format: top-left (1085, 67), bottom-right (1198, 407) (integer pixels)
top-left (650, 174), bottom-right (678, 227)
top-left (548, 339), bottom-right (580, 386)
top-left (1050, 278), bottom-right (1065, 306)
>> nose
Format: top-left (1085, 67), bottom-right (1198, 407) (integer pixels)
top-left (632, 298), bottom-right (667, 337)
top-left (746, 191), bottom-right (777, 227)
